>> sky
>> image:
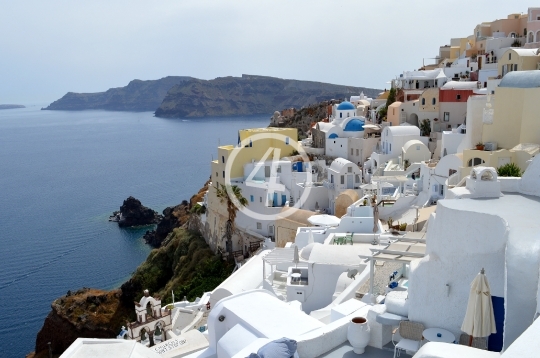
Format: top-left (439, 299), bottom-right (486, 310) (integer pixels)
top-left (0, 0), bottom-right (535, 104)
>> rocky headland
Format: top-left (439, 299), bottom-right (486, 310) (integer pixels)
top-left (31, 182), bottom-right (220, 357)
top-left (0, 104), bottom-right (25, 110)
top-left (42, 76), bottom-right (193, 112)
top-left (154, 74), bottom-right (380, 118)
top-left (42, 74), bottom-right (381, 117)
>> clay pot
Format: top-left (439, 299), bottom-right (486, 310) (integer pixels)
top-left (347, 317), bottom-right (370, 354)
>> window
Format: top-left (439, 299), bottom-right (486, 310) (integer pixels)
top-left (250, 195), bottom-right (254, 202)
top-left (256, 222), bottom-right (262, 230)
top-left (509, 53), bottom-right (511, 60)
top-left (432, 98), bottom-right (436, 105)
top-left (356, 149), bottom-right (359, 156)
top-left (468, 158), bottom-right (485, 166)
top-left (355, 174), bottom-right (360, 183)
top-left (216, 172), bottom-right (218, 178)
top-left (222, 171), bottom-right (225, 178)
top-left (444, 112), bottom-right (450, 121)
top-left (330, 174), bottom-right (334, 183)
top-left (260, 196), bottom-right (262, 202)
top-left (433, 184), bottom-right (439, 193)
top-left (389, 143), bottom-right (392, 152)
top-left (421, 98), bottom-right (426, 105)
top-left (348, 167), bottom-right (352, 173)
top-left (285, 137), bottom-right (289, 145)
top-left (449, 169), bottom-right (457, 176)
top-left (221, 156), bottom-right (225, 163)
top-left (341, 175), bottom-right (345, 184)
top-left (351, 148), bottom-right (353, 156)
top-left (456, 94), bottom-right (461, 100)
top-left (416, 145), bottom-right (420, 150)
top-left (513, 64), bottom-right (517, 71)
top-left (340, 113), bottom-right (342, 118)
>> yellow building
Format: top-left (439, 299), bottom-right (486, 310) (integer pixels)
top-left (498, 48), bottom-right (540, 77)
top-left (459, 71), bottom-right (540, 177)
top-left (386, 101), bottom-right (402, 126)
top-left (211, 127), bottom-right (298, 186)
top-left (206, 127), bottom-right (298, 253)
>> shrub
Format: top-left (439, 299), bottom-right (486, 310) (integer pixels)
top-left (420, 119), bottom-right (431, 136)
top-left (497, 163), bottom-right (522, 177)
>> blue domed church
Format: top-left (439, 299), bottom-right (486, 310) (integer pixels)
top-left (311, 100), bottom-right (377, 165)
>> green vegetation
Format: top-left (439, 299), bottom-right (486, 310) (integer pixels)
top-left (385, 87), bottom-right (397, 108)
top-left (497, 162), bottom-right (522, 177)
top-left (127, 228), bottom-right (234, 302)
top-left (190, 203), bottom-right (206, 214)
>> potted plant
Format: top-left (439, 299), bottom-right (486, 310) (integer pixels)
top-left (476, 142), bottom-right (484, 150)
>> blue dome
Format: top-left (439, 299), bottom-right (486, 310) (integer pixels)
top-left (328, 133), bottom-right (339, 139)
top-left (337, 101), bottom-right (355, 110)
top-left (344, 118), bottom-right (365, 131)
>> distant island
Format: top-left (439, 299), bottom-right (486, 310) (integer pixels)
top-left (42, 76), bottom-right (194, 112)
top-left (0, 104), bottom-right (25, 110)
top-left (155, 74), bottom-right (381, 118)
top-left (42, 74), bottom-right (381, 117)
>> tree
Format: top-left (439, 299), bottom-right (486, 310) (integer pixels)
top-left (385, 87), bottom-right (397, 108)
top-left (214, 183), bottom-right (248, 258)
top-left (420, 119), bottom-right (431, 136)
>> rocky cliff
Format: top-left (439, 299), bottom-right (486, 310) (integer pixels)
top-left (31, 183), bottom-right (229, 357)
top-left (154, 74), bottom-right (381, 118)
top-left (42, 76), bottom-right (193, 111)
top-left (33, 288), bottom-right (130, 356)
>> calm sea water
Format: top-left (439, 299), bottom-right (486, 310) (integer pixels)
top-left (0, 106), bottom-right (269, 357)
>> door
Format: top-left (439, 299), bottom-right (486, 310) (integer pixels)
top-left (347, 175), bottom-right (353, 189)
top-left (498, 157), bottom-right (511, 167)
top-left (281, 194), bottom-right (287, 206)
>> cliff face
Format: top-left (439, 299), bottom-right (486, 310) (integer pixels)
top-left (43, 76), bottom-right (193, 111)
top-left (34, 288), bottom-right (130, 355)
top-left (154, 74), bottom-right (381, 118)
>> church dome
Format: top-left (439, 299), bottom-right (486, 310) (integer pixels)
top-left (343, 118), bottom-right (365, 131)
top-left (337, 101), bottom-right (355, 110)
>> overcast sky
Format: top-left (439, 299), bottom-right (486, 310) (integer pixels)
top-left (0, 0), bottom-right (534, 104)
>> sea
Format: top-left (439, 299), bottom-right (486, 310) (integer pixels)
top-left (0, 106), bottom-right (270, 357)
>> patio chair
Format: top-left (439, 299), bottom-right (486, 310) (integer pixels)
top-left (459, 333), bottom-right (488, 350)
top-left (393, 321), bottom-right (425, 358)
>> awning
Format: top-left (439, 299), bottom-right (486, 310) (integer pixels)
top-left (363, 124), bottom-right (381, 130)
top-left (359, 240), bottom-right (426, 263)
top-left (263, 248), bottom-right (295, 265)
top-left (372, 175), bottom-right (409, 183)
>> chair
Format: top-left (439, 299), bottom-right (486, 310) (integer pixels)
top-left (459, 333), bottom-right (488, 350)
top-left (393, 321), bottom-right (425, 358)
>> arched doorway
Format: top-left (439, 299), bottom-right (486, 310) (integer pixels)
top-left (409, 113), bottom-right (419, 126)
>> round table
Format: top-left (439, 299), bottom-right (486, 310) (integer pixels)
top-left (291, 273), bottom-right (301, 283)
top-left (422, 328), bottom-right (456, 343)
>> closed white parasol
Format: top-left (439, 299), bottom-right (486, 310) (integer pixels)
top-left (308, 214), bottom-right (340, 227)
top-left (461, 268), bottom-right (497, 342)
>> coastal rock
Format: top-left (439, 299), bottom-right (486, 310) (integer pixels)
top-left (42, 76), bottom-right (193, 111)
top-left (33, 288), bottom-right (129, 356)
top-left (117, 196), bottom-right (161, 228)
top-left (143, 200), bottom-right (189, 247)
top-left (154, 74), bottom-right (381, 118)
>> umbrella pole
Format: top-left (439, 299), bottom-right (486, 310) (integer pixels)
top-left (469, 335), bottom-right (473, 347)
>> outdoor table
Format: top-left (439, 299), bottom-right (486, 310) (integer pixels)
top-left (423, 328), bottom-right (456, 343)
top-left (291, 273), bottom-right (301, 284)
